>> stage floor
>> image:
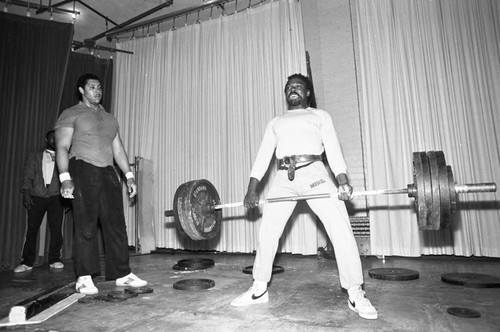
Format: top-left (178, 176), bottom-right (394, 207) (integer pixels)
top-left (1, 251), bottom-right (500, 331)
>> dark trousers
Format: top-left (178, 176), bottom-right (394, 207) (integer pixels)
top-left (21, 195), bottom-right (64, 266)
top-left (69, 158), bottom-right (131, 279)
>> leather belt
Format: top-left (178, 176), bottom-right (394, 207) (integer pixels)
top-left (277, 154), bottom-right (323, 181)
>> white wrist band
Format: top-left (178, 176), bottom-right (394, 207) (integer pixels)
top-left (125, 171), bottom-right (135, 180)
top-left (59, 172), bottom-right (71, 183)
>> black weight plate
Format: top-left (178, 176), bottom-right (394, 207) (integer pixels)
top-left (107, 290), bottom-right (138, 299)
top-left (368, 268), bottom-right (419, 281)
top-left (242, 265), bottom-right (285, 275)
top-left (447, 307), bottom-right (481, 318)
top-left (77, 294), bottom-right (108, 304)
top-left (426, 151), bottom-right (442, 230)
top-left (103, 296), bottom-right (128, 302)
top-left (173, 182), bottom-right (189, 239)
top-left (176, 258), bottom-right (215, 268)
top-left (441, 273), bottom-right (500, 288)
top-left (173, 278), bottom-right (215, 290)
top-left (435, 152), bottom-right (451, 229)
top-left (172, 264), bottom-right (211, 271)
top-left (125, 286), bottom-right (154, 294)
top-left (447, 166), bottom-right (457, 214)
top-left (413, 152), bottom-right (432, 230)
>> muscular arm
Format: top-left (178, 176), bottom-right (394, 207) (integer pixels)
top-left (55, 127), bottom-right (73, 174)
top-left (55, 127), bottom-right (74, 198)
top-left (112, 133), bottom-right (136, 198)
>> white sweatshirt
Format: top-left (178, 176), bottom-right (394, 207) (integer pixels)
top-left (250, 108), bottom-right (347, 181)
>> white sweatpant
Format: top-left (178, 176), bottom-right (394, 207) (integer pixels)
top-left (252, 161), bottom-right (364, 289)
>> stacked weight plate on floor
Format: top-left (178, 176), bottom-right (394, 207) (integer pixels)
top-left (173, 179), bottom-right (222, 240)
top-left (412, 151), bottom-right (457, 230)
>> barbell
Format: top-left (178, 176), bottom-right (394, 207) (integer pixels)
top-left (164, 151), bottom-right (497, 241)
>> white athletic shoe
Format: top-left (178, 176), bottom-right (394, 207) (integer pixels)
top-left (76, 275), bottom-right (98, 295)
top-left (49, 262), bottom-right (64, 269)
top-left (347, 286), bottom-right (378, 319)
top-left (14, 264), bottom-right (33, 273)
top-left (115, 273), bottom-right (148, 287)
top-left (231, 287), bottom-right (269, 307)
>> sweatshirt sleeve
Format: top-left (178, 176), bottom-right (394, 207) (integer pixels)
top-left (317, 110), bottom-right (347, 176)
top-left (249, 117), bottom-right (278, 181)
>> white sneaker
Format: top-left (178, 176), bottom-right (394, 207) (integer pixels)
top-left (14, 264), bottom-right (33, 273)
top-left (76, 275), bottom-right (98, 295)
top-left (49, 262), bottom-right (64, 269)
top-left (347, 286), bottom-right (378, 319)
top-left (115, 273), bottom-right (148, 287)
top-left (231, 287), bottom-right (269, 307)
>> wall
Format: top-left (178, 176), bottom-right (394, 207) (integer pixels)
top-left (301, 0), bottom-right (370, 255)
top-left (301, 0), bottom-right (367, 216)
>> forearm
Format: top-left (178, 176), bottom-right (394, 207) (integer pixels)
top-left (114, 150), bottom-right (133, 176)
top-left (336, 173), bottom-right (348, 186)
top-left (247, 177), bottom-right (260, 193)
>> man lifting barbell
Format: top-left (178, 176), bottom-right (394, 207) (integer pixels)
top-left (229, 73), bottom-right (378, 320)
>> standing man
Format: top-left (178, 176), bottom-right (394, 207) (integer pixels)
top-left (15, 130), bottom-right (65, 273)
top-left (54, 73), bottom-right (147, 295)
top-left (231, 74), bottom-right (378, 320)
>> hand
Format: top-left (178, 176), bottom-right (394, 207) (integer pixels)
top-left (244, 190), bottom-right (260, 208)
top-left (23, 191), bottom-right (33, 209)
top-left (127, 178), bottom-right (137, 198)
top-left (60, 180), bottom-right (75, 199)
top-left (337, 184), bottom-right (353, 201)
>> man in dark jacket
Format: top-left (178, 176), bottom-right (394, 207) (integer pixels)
top-left (15, 130), bottom-right (64, 273)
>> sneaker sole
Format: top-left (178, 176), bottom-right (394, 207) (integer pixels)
top-left (116, 281), bottom-right (148, 287)
top-left (230, 294), bottom-right (269, 307)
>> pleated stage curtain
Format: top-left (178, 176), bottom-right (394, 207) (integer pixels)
top-left (113, 0), bottom-right (325, 254)
top-left (356, 0), bottom-right (500, 257)
top-left (0, 12), bottom-right (73, 270)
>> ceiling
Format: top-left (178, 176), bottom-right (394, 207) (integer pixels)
top-left (2, 0), bottom-right (258, 57)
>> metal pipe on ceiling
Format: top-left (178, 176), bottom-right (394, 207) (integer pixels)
top-left (105, 0), bottom-right (267, 40)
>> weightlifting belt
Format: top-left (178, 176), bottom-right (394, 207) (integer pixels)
top-left (277, 154), bottom-right (323, 181)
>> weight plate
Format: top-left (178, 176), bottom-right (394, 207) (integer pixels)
top-left (447, 307), bottom-right (481, 318)
top-left (435, 152), bottom-right (451, 229)
top-left (413, 152), bottom-right (432, 230)
top-left (77, 294), bottom-right (108, 304)
top-left (368, 268), bottom-right (420, 281)
top-left (441, 273), bottom-right (500, 288)
top-left (447, 166), bottom-right (457, 215)
top-left (242, 265), bottom-right (285, 275)
top-left (173, 278), bottom-right (215, 291)
top-left (176, 258), bottom-right (215, 268)
top-left (175, 180), bottom-right (222, 240)
top-left (173, 182), bottom-right (189, 239)
top-left (426, 152), bottom-right (442, 230)
top-left (125, 286), bottom-right (154, 294)
top-left (107, 290), bottom-right (138, 299)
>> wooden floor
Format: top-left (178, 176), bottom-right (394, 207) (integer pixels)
top-left (1, 251), bottom-right (500, 331)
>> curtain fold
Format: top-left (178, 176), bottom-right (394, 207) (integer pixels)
top-left (0, 13), bottom-right (73, 270)
top-left (356, 0), bottom-right (500, 256)
top-left (114, 0), bottom-right (320, 253)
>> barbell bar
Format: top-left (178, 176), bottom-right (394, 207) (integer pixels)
top-left (164, 151), bottom-right (497, 240)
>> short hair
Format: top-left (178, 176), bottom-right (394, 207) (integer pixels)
top-left (284, 73), bottom-right (312, 92)
top-left (76, 73), bottom-right (101, 101)
top-left (45, 130), bottom-right (55, 140)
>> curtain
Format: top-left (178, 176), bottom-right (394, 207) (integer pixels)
top-left (0, 13), bottom-right (73, 270)
top-left (356, 0), bottom-right (500, 256)
top-left (113, 0), bottom-right (320, 253)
